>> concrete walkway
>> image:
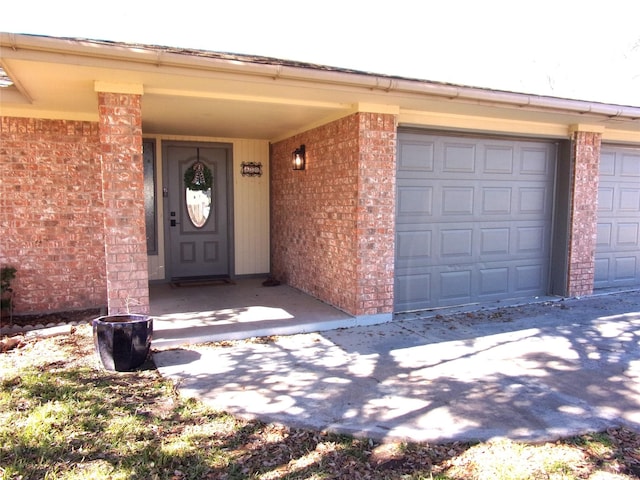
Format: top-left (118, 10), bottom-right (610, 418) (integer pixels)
top-left (150, 279), bottom-right (372, 349)
top-left (154, 288), bottom-right (640, 443)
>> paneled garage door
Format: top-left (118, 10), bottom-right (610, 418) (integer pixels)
top-left (395, 131), bottom-right (557, 312)
top-left (595, 145), bottom-right (640, 289)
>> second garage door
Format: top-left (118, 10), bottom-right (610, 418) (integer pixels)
top-left (395, 131), bottom-right (557, 312)
top-left (595, 145), bottom-right (640, 289)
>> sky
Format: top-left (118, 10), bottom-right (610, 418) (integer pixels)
top-left (2, 0), bottom-right (639, 107)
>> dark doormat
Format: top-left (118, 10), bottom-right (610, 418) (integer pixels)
top-left (170, 277), bottom-right (235, 288)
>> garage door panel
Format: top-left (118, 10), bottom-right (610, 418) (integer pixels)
top-left (397, 186), bottom-right (433, 218)
top-left (396, 274), bottom-right (431, 309)
top-left (621, 153), bottom-right (640, 176)
top-left (396, 132), bottom-right (556, 311)
top-left (519, 187), bottom-right (548, 214)
top-left (396, 230), bottom-right (432, 266)
top-left (595, 146), bottom-right (640, 289)
top-left (516, 226), bottom-right (545, 254)
top-left (521, 147), bottom-right (551, 175)
top-left (398, 141), bottom-right (435, 173)
top-left (440, 229), bottom-right (473, 257)
top-left (442, 187), bottom-right (474, 214)
top-left (598, 188), bottom-right (615, 212)
top-left (484, 145), bottom-right (514, 173)
top-left (617, 223), bottom-right (640, 246)
top-left (600, 152), bottom-right (616, 175)
top-left (443, 143), bottom-right (476, 172)
top-left (397, 261), bottom-right (551, 311)
top-left (480, 228), bottom-right (510, 255)
top-left (619, 189), bottom-right (640, 211)
top-left (515, 264), bottom-right (545, 291)
top-left (482, 187), bottom-right (512, 214)
top-left (479, 268), bottom-right (510, 295)
top-left (597, 223), bottom-right (613, 248)
top-left (616, 257), bottom-right (638, 280)
top-left (440, 270), bottom-right (472, 301)
top-left (434, 184), bottom-right (551, 220)
top-left (596, 254), bottom-right (640, 285)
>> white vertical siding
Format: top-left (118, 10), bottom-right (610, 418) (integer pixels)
top-left (146, 135), bottom-right (270, 280)
top-left (232, 139), bottom-right (270, 275)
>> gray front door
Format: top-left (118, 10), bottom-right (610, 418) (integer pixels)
top-left (165, 142), bottom-right (231, 280)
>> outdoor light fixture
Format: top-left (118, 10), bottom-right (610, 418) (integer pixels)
top-left (292, 145), bottom-right (306, 170)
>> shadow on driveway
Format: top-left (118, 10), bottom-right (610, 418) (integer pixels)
top-left (154, 290), bottom-right (640, 443)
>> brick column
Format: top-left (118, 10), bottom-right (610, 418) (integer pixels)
top-left (98, 91), bottom-right (149, 314)
top-left (270, 111), bottom-right (396, 320)
top-left (566, 129), bottom-right (602, 297)
top-left (355, 113), bottom-right (396, 316)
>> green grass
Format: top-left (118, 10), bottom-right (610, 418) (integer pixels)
top-left (1, 366), bottom-right (240, 479)
top-left (1, 325), bottom-right (639, 479)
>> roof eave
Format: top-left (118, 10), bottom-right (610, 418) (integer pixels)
top-left (2, 32), bottom-right (640, 122)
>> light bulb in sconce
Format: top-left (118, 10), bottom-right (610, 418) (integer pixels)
top-left (292, 145), bottom-right (306, 170)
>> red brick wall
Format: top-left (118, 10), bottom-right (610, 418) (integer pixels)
top-left (271, 112), bottom-right (396, 316)
top-left (567, 130), bottom-right (601, 296)
top-left (0, 117), bottom-right (107, 314)
top-left (98, 93), bottom-right (149, 315)
top-left (355, 113), bottom-right (396, 314)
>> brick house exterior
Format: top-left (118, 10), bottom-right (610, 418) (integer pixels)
top-left (1, 34), bottom-right (639, 323)
top-left (271, 113), bottom-right (396, 318)
top-left (1, 117), bottom-right (107, 312)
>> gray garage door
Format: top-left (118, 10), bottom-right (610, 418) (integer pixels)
top-left (595, 145), bottom-right (640, 289)
top-left (395, 131), bottom-right (557, 312)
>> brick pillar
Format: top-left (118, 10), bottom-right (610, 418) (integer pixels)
top-left (355, 113), bottom-right (396, 316)
top-left (566, 129), bottom-right (602, 297)
top-left (270, 111), bottom-right (396, 320)
top-left (98, 92), bottom-right (150, 314)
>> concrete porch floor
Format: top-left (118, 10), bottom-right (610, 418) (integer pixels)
top-left (150, 278), bottom-right (367, 349)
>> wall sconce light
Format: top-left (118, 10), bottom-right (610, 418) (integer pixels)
top-left (292, 145), bottom-right (306, 170)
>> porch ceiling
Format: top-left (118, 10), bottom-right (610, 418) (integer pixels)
top-left (1, 34), bottom-right (640, 142)
top-left (0, 55), bottom-right (354, 139)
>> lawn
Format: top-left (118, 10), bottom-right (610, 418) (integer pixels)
top-left (1, 324), bottom-right (639, 479)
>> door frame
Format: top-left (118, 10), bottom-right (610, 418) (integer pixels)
top-left (161, 140), bottom-right (234, 281)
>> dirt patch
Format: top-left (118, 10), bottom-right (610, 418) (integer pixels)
top-left (1, 308), bottom-right (101, 329)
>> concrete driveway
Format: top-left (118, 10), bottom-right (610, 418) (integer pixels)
top-left (154, 289), bottom-right (640, 443)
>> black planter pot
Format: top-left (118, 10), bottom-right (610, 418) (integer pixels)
top-left (92, 314), bottom-right (153, 372)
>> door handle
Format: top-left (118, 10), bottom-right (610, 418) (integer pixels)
top-left (170, 219), bottom-right (180, 227)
